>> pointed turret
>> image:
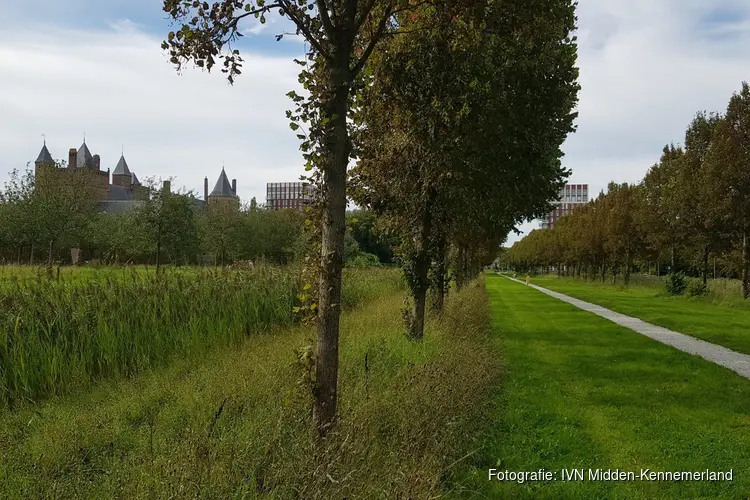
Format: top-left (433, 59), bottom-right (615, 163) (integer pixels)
top-left (77, 140), bottom-right (94, 168)
top-left (112, 154), bottom-right (133, 188)
top-left (113, 155), bottom-right (131, 176)
top-left (35, 142), bottom-right (54, 166)
top-left (210, 168), bottom-right (235, 197)
top-left (208, 168), bottom-right (240, 208)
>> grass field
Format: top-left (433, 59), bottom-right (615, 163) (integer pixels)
top-left (0, 275), bottom-right (501, 498)
top-left (457, 275), bottom-right (750, 499)
top-left (527, 275), bottom-right (750, 355)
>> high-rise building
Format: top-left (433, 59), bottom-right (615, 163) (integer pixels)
top-left (266, 182), bottom-right (314, 211)
top-left (539, 183), bottom-right (588, 229)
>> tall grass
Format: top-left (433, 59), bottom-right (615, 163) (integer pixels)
top-left (0, 265), bottom-right (402, 407)
top-left (0, 275), bottom-right (496, 498)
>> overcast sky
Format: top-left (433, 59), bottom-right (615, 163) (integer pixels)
top-left (1, 1), bottom-right (749, 244)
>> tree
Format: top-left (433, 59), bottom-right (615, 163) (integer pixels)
top-left (199, 202), bottom-right (243, 266)
top-left (0, 168), bottom-right (38, 264)
top-left (135, 179), bottom-right (201, 273)
top-left (705, 82), bottom-right (750, 298)
top-left (351, 0), bottom-right (578, 337)
top-left (681, 112), bottom-right (726, 285)
top-left (32, 163), bottom-right (101, 267)
top-left (164, 0), bottom-right (421, 434)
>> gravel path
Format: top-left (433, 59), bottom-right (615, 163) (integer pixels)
top-left (505, 276), bottom-right (750, 381)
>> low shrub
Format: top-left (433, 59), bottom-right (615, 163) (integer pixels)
top-left (687, 279), bottom-right (708, 297)
top-left (665, 272), bottom-right (687, 296)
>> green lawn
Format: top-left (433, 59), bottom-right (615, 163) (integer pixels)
top-left (528, 275), bottom-right (750, 355)
top-left (457, 275), bottom-right (750, 499)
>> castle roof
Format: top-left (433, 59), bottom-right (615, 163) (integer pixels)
top-left (209, 168), bottom-right (236, 197)
top-left (131, 172), bottom-right (140, 185)
top-left (113, 155), bottom-right (131, 176)
top-left (35, 143), bottom-right (54, 164)
top-left (77, 141), bottom-right (94, 168)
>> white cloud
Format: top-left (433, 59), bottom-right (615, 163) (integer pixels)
top-left (0, 20), bottom-right (307, 204)
top-left (507, 0), bottom-right (750, 244)
top-left (2, 1), bottom-right (749, 248)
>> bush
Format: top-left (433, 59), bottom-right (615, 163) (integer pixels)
top-left (687, 279), bottom-right (708, 297)
top-left (346, 252), bottom-right (381, 268)
top-left (665, 272), bottom-right (687, 296)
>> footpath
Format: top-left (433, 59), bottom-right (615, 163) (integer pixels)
top-left (506, 276), bottom-right (750, 381)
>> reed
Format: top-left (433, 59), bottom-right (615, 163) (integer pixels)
top-left (0, 265), bottom-right (403, 407)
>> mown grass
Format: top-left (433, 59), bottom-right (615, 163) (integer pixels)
top-left (528, 275), bottom-right (750, 355)
top-left (456, 275), bottom-right (750, 499)
top-left (0, 276), bottom-right (500, 498)
top-left (0, 265), bottom-right (403, 408)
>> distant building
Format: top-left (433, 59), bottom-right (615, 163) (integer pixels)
top-left (266, 181), bottom-right (314, 211)
top-left (539, 183), bottom-right (588, 229)
top-left (33, 139), bottom-right (240, 213)
top-left (203, 168), bottom-right (239, 208)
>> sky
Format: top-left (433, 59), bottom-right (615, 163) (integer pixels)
top-left (1, 1), bottom-right (749, 244)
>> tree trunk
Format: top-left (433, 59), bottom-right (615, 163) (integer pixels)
top-left (48, 240), bottom-right (54, 268)
top-left (601, 264), bottom-right (606, 283)
top-left (431, 236), bottom-right (447, 313)
top-left (702, 245), bottom-right (709, 286)
top-left (314, 52), bottom-right (352, 436)
top-left (156, 238), bottom-right (161, 276)
top-left (624, 247), bottom-right (631, 285)
top-left (409, 191), bottom-right (435, 340)
top-left (29, 243), bottom-right (34, 266)
top-left (456, 246), bottom-right (466, 291)
top-left (743, 229), bottom-right (749, 300)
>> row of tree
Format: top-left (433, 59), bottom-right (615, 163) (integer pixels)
top-left (161, 0), bottom-right (579, 434)
top-left (0, 167), bottom-right (366, 268)
top-left (505, 82), bottom-right (750, 297)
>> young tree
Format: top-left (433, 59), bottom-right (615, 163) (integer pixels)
top-left (199, 202), bottom-right (243, 266)
top-left (135, 179), bottom-right (201, 273)
top-left (0, 168), bottom-right (38, 264)
top-left (32, 163), bottom-right (101, 267)
top-left (163, 0), bottom-right (420, 434)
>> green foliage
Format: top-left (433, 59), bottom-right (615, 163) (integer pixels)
top-left (507, 81), bottom-right (750, 295)
top-left (687, 278), bottom-right (708, 297)
top-left (346, 252), bottom-right (381, 268)
top-left (665, 272), bottom-right (687, 295)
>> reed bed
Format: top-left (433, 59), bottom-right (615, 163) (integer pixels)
top-left (0, 265), bottom-right (403, 408)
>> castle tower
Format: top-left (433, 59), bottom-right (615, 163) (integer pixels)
top-left (34, 140), bottom-right (56, 185)
top-left (34, 140), bottom-right (55, 168)
top-left (112, 154), bottom-right (132, 188)
top-left (207, 168), bottom-right (239, 207)
top-left (77, 140), bottom-right (95, 169)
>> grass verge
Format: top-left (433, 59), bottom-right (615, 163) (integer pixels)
top-left (528, 275), bottom-right (750, 355)
top-left (0, 277), bottom-right (500, 498)
top-left (456, 275), bottom-right (750, 499)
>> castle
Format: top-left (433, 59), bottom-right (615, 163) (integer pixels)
top-left (33, 139), bottom-right (240, 212)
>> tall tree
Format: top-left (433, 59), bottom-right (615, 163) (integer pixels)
top-left (163, 0), bottom-right (422, 434)
top-left (705, 82), bottom-right (750, 298)
top-left (352, 0), bottom-right (578, 336)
